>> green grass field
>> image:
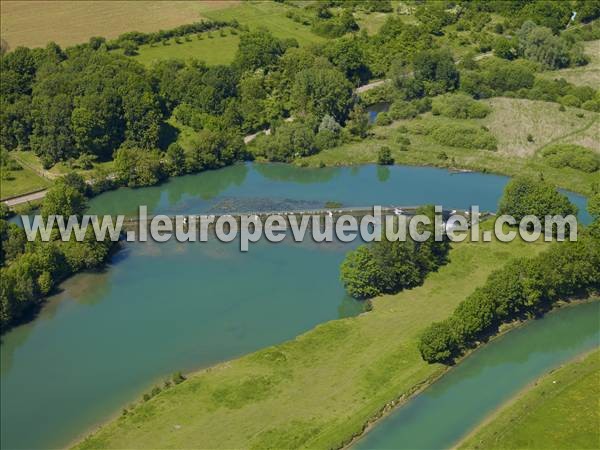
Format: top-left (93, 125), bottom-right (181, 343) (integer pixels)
top-left (302, 98), bottom-right (599, 195)
top-left (0, 151), bottom-right (119, 200)
top-left (132, 31), bottom-right (240, 66)
top-left (202, 2), bottom-right (325, 44)
top-left (131, 2), bottom-right (326, 66)
top-left (459, 349), bottom-right (600, 449)
top-left (0, 160), bottom-right (50, 199)
top-left (76, 230), bottom-right (548, 449)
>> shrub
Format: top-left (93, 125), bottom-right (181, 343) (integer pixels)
top-left (497, 176), bottom-right (578, 223)
top-left (73, 153), bottom-right (95, 170)
top-left (431, 93), bottom-right (492, 119)
top-left (172, 371), bottom-right (186, 385)
top-left (375, 112), bottom-right (392, 126)
top-left (409, 122), bottom-right (431, 135)
top-left (388, 100), bottom-right (419, 120)
top-left (377, 146), bottom-right (394, 165)
top-left (582, 100), bottom-right (600, 112)
top-left (559, 94), bottom-right (582, 107)
top-left (253, 121), bottom-right (318, 162)
top-left (431, 124), bottom-right (498, 150)
top-left (121, 40), bottom-right (138, 56)
top-left (395, 135), bottom-right (411, 146)
top-left (419, 320), bottom-right (460, 363)
top-left (541, 144), bottom-right (600, 173)
top-left (314, 129), bottom-right (339, 150)
top-left (113, 147), bottom-right (166, 187)
top-left (311, 10), bottom-right (358, 38)
top-left (318, 114), bottom-right (341, 134)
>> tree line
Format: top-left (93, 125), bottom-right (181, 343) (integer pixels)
top-left (419, 180), bottom-right (600, 364)
top-left (0, 174), bottom-right (116, 333)
top-left (2, 1), bottom-right (599, 185)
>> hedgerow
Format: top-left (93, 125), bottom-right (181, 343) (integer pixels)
top-left (419, 229), bottom-right (600, 364)
top-left (430, 124), bottom-right (498, 150)
top-left (541, 144), bottom-right (600, 173)
top-left (431, 93), bottom-right (492, 119)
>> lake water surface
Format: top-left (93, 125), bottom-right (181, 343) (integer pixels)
top-left (0, 163), bottom-right (590, 449)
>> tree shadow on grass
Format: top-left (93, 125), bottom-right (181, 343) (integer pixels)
top-left (159, 121), bottom-right (179, 151)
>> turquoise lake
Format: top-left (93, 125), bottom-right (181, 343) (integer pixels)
top-left (0, 163), bottom-right (591, 449)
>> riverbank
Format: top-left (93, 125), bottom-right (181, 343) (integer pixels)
top-left (457, 347), bottom-right (600, 449)
top-left (4, 96), bottom-right (597, 205)
top-left (351, 300), bottom-right (600, 450)
top-left (348, 298), bottom-right (600, 450)
top-left (1, 163), bottom-right (591, 448)
top-left (75, 231), bottom-right (550, 449)
top-left (300, 98), bottom-right (599, 197)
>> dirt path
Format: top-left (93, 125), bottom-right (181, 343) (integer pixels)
top-left (3, 189), bottom-right (48, 206)
top-left (12, 153), bottom-right (61, 180)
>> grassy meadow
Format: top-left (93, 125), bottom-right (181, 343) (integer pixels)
top-left (302, 98), bottom-right (600, 196)
top-left (0, 159), bottom-right (50, 199)
top-left (0, 150), bottom-right (118, 199)
top-left (540, 40), bottom-right (600, 88)
top-left (0, 1), bottom-right (239, 49)
top-left (77, 230), bottom-right (548, 449)
top-left (201, 1), bottom-right (325, 44)
top-left (131, 2), bottom-right (326, 66)
top-left (459, 349), bottom-right (600, 450)
top-left (132, 31), bottom-right (240, 66)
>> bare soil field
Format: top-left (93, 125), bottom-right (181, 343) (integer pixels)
top-left (0, 0), bottom-right (238, 49)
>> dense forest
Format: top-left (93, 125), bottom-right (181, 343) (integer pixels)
top-left (1, 0), bottom-right (599, 184)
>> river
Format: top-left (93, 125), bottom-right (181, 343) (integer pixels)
top-left (354, 301), bottom-right (600, 450)
top-left (0, 163), bottom-right (591, 449)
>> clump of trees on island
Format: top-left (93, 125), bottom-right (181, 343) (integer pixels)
top-left (340, 206), bottom-right (450, 299)
top-left (418, 181), bottom-right (600, 364)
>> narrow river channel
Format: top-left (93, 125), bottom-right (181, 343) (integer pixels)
top-left (354, 300), bottom-right (600, 450)
top-left (0, 163), bottom-right (591, 449)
